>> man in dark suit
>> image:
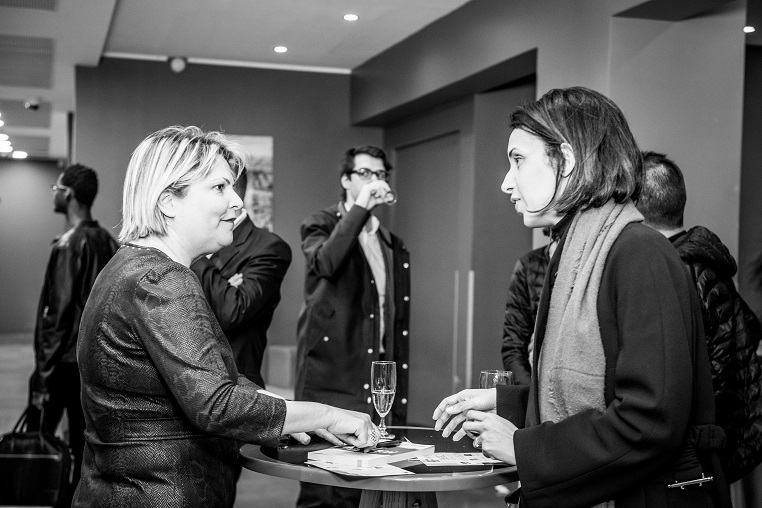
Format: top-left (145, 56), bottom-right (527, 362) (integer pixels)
top-left (191, 169), bottom-right (292, 388)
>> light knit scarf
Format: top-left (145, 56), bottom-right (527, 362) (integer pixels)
top-left (538, 199), bottom-right (643, 508)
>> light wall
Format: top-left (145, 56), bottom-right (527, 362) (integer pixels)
top-left (354, 0), bottom-right (746, 259)
top-left (609, 6), bottom-right (746, 263)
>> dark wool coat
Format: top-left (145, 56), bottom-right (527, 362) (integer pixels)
top-left (191, 216), bottom-right (292, 388)
top-left (295, 203), bottom-right (410, 425)
top-left (499, 221), bottom-right (728, 508)
top-left (501, 245), bottom-right (549, 385)
top-left (671, 226), bottom-right (762, 482)
top-left (73, 246), bottom-right (286, 508)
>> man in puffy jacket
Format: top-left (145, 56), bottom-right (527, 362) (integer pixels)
top-left (501, 228), bottom-right (556, 385)
top-left (637, 151), bottom-right (762, 483)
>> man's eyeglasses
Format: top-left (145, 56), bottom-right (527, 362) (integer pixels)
top-left (351, 168), bottom-right (390, 182)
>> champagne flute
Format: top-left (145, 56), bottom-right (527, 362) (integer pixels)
top-left (371, 361), bottom-right (396, 440)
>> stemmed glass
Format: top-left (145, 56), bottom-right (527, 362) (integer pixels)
top-left (371, 361), bottom-right (396, 440)
top-left (479, 370), bottom-right (514, 389)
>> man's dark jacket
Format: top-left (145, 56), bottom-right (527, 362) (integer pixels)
top-left (32, 220), bottom-right (118, 392)
top-left (671, 226), bottom-right (762, 482)
top-left (502, 245), bottom-right (549, 385)
top-left (295, 203), bottom-right (410, 424)
top-left (191, 216), bottom-right (292, 388)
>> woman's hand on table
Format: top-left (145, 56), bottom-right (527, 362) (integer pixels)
top-left (463, 411), bottom-right (517, 465)
top-left (318, 407), bottom-right (380, 449)
top-left (432, 388), bottom-right (497, 439)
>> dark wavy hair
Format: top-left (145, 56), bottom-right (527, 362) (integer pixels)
top-left (509, 87), bottom-right (643, 214)
top-left (61, 163), bottom-right (99, 207)
top-left (340, 145), bottom-right (392, 200)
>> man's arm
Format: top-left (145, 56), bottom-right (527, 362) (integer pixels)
top-left (33, 243), bottom-right (78, 394)
top-left (501, 257), bottom-right (534, 385)
top-left (301, 206), bottom-right (369, 279)
top-left (191, 232), bottom-right (292, 333)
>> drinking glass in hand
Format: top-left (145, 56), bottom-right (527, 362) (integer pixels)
top-left (371, 361), bottom-right (396, 439)
top-left (371, 188), bottom-right (398, 205)
top-left (479, 369), bottom-right (514, 389)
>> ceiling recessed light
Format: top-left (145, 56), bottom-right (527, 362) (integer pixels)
top-left (745, 26), bottom-right (756, 33)
top-left (274, 46), bottom-right (288, 53)
top-left (12, 151), bottom-right (27, 159)
top-left (0, 120), bottom-right (4, 127)
top-left (0, 139), bottom-right (10, 147)
top-left (0, 145), bottom-right (12, 153)
top-left (168, 56), bottom-right (187, 74)
top-left (0, 134), bottom-right (7, 141)
top-left (344, 14), bottom-right (358, 21)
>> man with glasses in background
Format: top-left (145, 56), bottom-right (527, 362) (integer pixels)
top-left (294, 146), bottom-right (411, 508)
top-left (30, 164), bottom-right (119, 504)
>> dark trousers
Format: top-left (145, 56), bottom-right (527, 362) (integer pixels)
top-left (297, 482), bottom-right (361, 508)
top-left (27, 363), bottom-right (85, 507)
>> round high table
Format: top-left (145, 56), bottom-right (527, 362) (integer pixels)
top-left (240, 426), bottom-right (518, 508)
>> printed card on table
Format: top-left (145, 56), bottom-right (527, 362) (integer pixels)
top-left (417, 452), bottom-right (504, 466)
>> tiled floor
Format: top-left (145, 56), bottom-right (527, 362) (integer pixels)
top-left (1, 339), bottom-right (506, 507)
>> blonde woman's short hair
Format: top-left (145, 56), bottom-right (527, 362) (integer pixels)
top-left (119, 126), bottom-right (247, 243)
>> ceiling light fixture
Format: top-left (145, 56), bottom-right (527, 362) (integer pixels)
top-left (12, 151), bottom-right (27, 159)
top-left (0, 145), bottom-right (12, 153)
top-left (344, 14), bottom-right (358, 21)
top-left (274, 46), bottom-right (288, 53)
top-left (0, 134), bottom-right (7, 141)
top-left (745, 26), bottom-right (756, 33)
top-left (168, 56), bottom-right (187, 74)
top-left (0, 120), bottom-right (4, 127)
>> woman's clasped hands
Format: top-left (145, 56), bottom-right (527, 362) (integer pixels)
top-left (432, 388), bottom-right (518, 465)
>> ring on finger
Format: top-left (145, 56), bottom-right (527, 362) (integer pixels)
top-left (473, 437), bottom-right (482, 449)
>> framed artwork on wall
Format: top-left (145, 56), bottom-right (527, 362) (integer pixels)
top-left (228, 135), bottom-right (274, 231)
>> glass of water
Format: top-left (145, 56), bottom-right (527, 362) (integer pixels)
top-left (479, 369), bottom-right (514, 389)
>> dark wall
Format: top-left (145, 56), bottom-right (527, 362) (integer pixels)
top-left (0, 159), bottom-right (68, 333)
top-left (470, 82), bottom-right (536, 382)
top-left (739, 45), bottom-right (762, 315)
top-left (74, 58), bottom-right (382, 346)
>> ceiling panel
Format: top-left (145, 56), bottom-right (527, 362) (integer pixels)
top-left (4, 134), bottom-right (49, 158)
top-left (0, 34), bottom-right (53, 88)
top-left (0, 0), bottom-right (56, 11)
top-left (104, 0), bottom-right (473, 70)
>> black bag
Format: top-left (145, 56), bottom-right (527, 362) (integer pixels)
top-left (0, 406), bottom-right (73, 506)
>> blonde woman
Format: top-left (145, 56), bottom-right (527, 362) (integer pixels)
top-left (73, 126), bottom-right (378, 507)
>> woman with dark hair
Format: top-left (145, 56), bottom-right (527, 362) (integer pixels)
top-left (433, 88), bottom-right (729, 508)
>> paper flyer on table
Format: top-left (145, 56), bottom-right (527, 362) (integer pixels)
top-left (307, 441), bottom-right (434, 467)
top-left (306, 460), bottom-right (414, 477)
top-left (416, 453), bottom-right (504, 466)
